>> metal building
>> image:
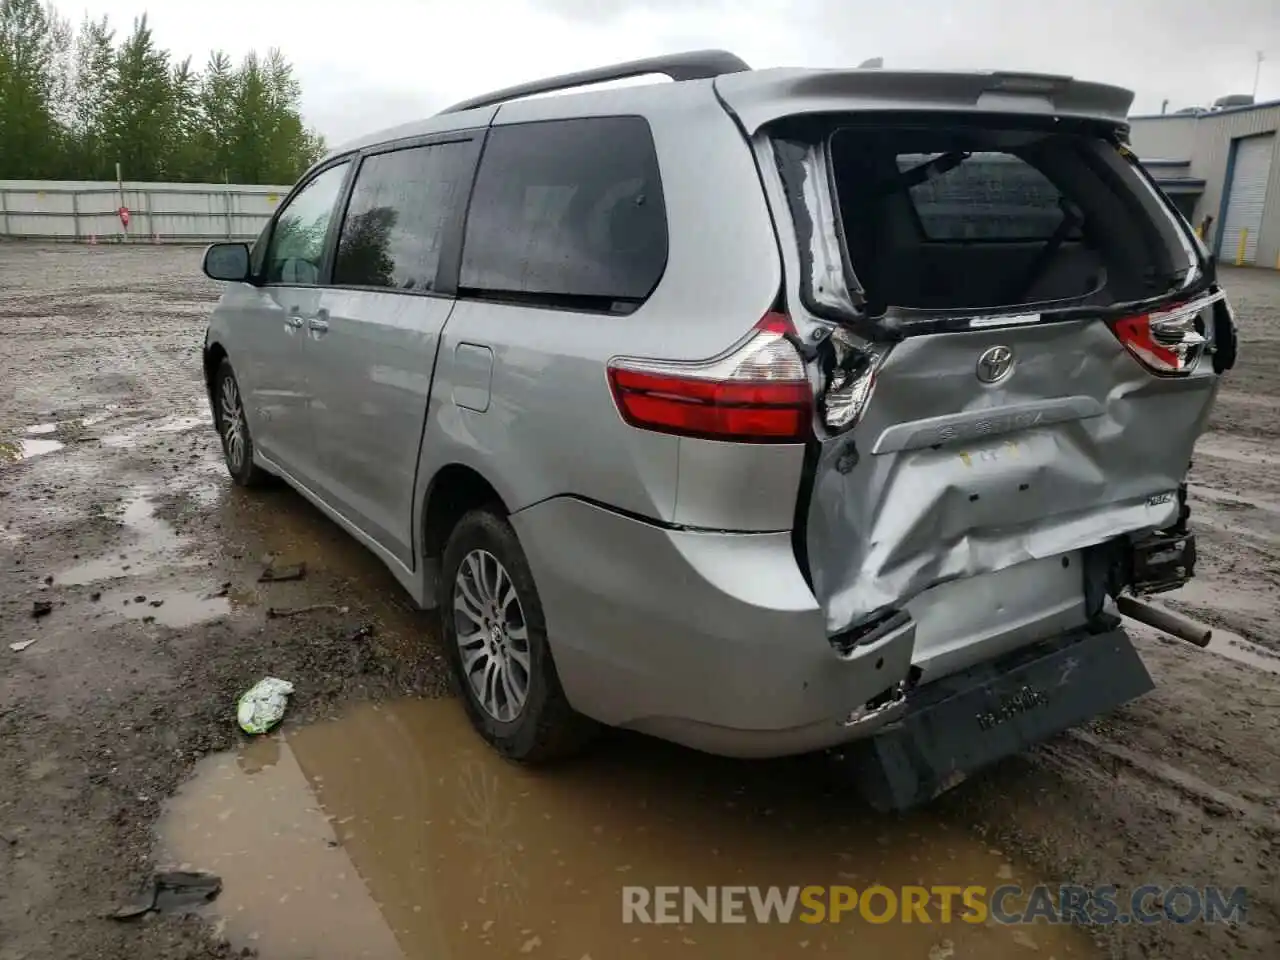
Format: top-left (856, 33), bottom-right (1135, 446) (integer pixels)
top-left (1129, 99), bottom-right (1280, 269)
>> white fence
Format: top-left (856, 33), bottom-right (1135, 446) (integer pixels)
top-left (0, 179), bottom-right (292, 244)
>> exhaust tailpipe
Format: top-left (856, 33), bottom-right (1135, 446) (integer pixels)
top-left (1115, 595), bottom-right (1212, 647)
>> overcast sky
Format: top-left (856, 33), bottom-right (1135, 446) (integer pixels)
top-left (74, 0), bottom-right (1280, 145)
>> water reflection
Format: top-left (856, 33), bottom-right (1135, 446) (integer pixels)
top-left (103, 586), bottom-right (234, 627)
top-left (0, 437), bottom-right (65, 461)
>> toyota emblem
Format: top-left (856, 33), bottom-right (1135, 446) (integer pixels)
top-left (976, 345), bottom-right (1014, 383)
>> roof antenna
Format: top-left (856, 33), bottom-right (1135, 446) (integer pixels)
top-left (858, 57), bottom-right (883, 69)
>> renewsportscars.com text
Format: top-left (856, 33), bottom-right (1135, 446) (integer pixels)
top-left (622, 884), bottom-right (1248, 926)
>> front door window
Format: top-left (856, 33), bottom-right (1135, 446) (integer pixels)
top-left (263, 163), bottom-right (351, 285)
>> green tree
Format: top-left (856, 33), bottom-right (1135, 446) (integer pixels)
top-left (1, 3), bottom-right (325, 183)
top-left (66, 14), bottom-right (115, 179)
top-left (167, 55), bottom-right (203, 180)
top-left (260, 48), bottom-right (323, 181)
top-left (225, 50), bottom-right (268, 183)
top-left (42, 2), bottom-right (71, 172)
top-left (0, 0), bottom-right (61, 178)
top-left (211, 49), bottom-right (324, 184)
top-left (100, 15), bottom-right (172, 180)
top-left (198, 50), bottom-right (236, 181)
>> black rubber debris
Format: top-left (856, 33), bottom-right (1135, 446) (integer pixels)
top-left (258, 562), bottom-right (306, 583)
top-left (112, 871), bottom-right (222, 921)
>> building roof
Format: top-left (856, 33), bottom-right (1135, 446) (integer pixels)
top-left (1129, 97), bottom-right (1280, 121)
top-left (1154, 178), bottom-right (1207, 193)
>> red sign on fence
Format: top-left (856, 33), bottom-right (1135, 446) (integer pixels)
top-left (118, 206), bottom-right (130, 228)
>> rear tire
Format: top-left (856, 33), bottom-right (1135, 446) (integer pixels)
top-left (439, 507), bottom-right (597, 762)
top-left (212, 359), bottom-right (270, 488)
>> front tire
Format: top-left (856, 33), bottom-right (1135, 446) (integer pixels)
top-left (213, 359), bottom-right (270, 487)
top-left (439, 508), bottom-right (597, 762)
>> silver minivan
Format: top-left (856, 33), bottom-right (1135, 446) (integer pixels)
top-left (201, 51), bottom-right (1237, 808)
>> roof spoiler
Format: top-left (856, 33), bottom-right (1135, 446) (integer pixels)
top-left (714, 68), bottom-right (1135, 133)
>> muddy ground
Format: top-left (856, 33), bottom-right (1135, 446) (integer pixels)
top-left (0, 243), bottom-right (1277, 960)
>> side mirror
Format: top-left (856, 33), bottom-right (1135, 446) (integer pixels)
top-left (203, 242), bottom-right (252, 283)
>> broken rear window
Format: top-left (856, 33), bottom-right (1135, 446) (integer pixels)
top-left (770, 115), bottom-right (1197, 331)
top-left (898, 152), bottom-right (1083, 242)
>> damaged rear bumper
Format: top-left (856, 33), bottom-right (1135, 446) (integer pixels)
top-left (510, 496), bottom-right (922, 759)
top-left (513, 498), bottom-right (1163, 765)
top-left (837, 622), bottom-right (1153, 811)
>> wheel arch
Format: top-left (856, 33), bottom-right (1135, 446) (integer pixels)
top-left (428, 469), bottom-right (598, 759)
top-left (420, 463), bottom-right (512, 605)
top-left (203, 340), bottom-right (229, 405)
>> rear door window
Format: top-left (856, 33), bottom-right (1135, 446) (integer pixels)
top-left (333, 141), bottom-right (475, 292)
top-left (263, 161), bottom-right (351, 285)
top-left (458, 117), bottom-right (668, 313)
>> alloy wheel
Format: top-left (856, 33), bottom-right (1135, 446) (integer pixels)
top-left (453, 548), bottom-right (531, 722)
top-left (219, 375), bottom-right (246, 471)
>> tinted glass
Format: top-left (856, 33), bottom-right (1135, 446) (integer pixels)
top-left (333, 142), bottom-right (473, 291)
top-left (459, 117), bottom-right (668, 310)
top-left (898, 152), bottom-right (1077, 241)
top-left (264, 162), bottom-right (350, 284)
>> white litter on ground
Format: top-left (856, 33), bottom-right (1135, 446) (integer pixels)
top-left (236, 677), bottom-right (295, 734)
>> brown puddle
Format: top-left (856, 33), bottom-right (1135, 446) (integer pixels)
top-left (104, 586), bottom-right (235, 627)
top-left (57, 490), bottom-right (200, 586)
top-left (160, 699), bottom-right (1095, 960)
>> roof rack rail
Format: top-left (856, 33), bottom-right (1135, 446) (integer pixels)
top-left (438, 49), bottom-right (751, 115)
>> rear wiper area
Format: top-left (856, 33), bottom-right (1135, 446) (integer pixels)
top-left (874, 275), bottom-right (1222, 340)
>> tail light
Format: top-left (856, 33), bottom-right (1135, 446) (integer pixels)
top-left (1108, 296), bottom-right (1215, 375)
top-left (607, 312), bottom-right (811, 443)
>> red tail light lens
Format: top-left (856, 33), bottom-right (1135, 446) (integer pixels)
top-left (1108, 296), bottom-right (1213, 375)
top-left (607, 312), bottom-right (812, 443)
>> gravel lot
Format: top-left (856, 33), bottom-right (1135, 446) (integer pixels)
top-left (0, 242), bottom-right (1277, 960)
